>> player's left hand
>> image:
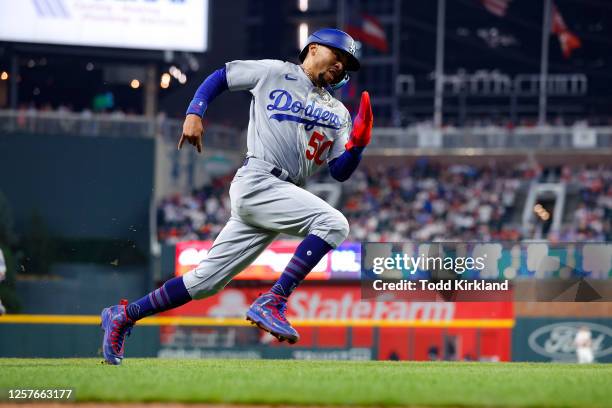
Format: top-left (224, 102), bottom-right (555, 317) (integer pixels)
top-left (345, 91), bottom-right (373, 150)
top-left (178, 114), bottom-right (204, 153)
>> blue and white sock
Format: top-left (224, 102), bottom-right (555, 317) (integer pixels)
top-left (126, 276), bottom-right (192, 321)
top-left (270, 234), bottom-right (333, 297)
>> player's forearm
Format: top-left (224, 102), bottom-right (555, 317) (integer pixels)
top-left (185, 67), bottom-right (229, 117)
top-left (328, 146), bottom-right (364, 182)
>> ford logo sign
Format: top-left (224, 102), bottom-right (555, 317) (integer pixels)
top-left (528, 322), bottom-right (612, 360)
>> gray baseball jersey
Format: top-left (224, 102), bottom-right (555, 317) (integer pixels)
top-left (183, 59), bottom-right (352, 299)
top-left (226, 59), bottom-right (352, 186)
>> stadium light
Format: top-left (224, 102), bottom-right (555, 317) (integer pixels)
top-left (0, 71), bottom-right (8, 81)
top-left (130, 79), bottom-right (140, 89)
top-left (169, 66), bottom-right (180, 78)
top-left (168, 66), bottom-right (188, 84)
top-left (299, 23), bottom-right (308, 49)
top-left (160, 73), bottom-right (171, 89)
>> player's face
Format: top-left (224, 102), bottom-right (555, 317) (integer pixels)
top-left (312, 44), bottom-right (349, 85)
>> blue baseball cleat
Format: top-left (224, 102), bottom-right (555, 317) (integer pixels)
top-left (100, 299), bottom-right (134, 365)
top-left (246, 292), bottom-right (299, 344)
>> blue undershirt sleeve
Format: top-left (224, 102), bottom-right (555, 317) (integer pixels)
top-left (328, 146), bottom-right (365, 182)
top-left (185, 67), bottom-right (229, 117)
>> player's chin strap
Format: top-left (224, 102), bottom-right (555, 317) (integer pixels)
top-left (327, 73), bottom-right (350, 91)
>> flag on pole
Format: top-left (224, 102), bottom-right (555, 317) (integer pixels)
top-left (551, 3), bottom-right (582, 58)
top-left (479, 0), bottom-right (512, 17)
top-left (345, 13), bottom-right (389, 52)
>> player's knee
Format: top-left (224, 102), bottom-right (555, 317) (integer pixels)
top-left (316, 211), bottom-right (349, 246)
top-left (334, 214), bottom-right (350, 241)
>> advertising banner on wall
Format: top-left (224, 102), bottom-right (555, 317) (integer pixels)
top-left (158, 285), bottom-right (513, 361)
top-left (175, 240), bottom-right (361, 281)
top-left (165, 285), bottom-right (513, 321)
top-left (177, 241), bottom-right (612, 283)
top-left (512, 318), bottom-right (612, 363)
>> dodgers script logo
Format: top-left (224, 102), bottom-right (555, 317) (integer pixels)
top-left (266, 90), bottom-right (343, 131)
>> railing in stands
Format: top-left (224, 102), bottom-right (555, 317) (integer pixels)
top-left (371, 125), bottom-right (612, 151)
top-left (2, 110), bottom-right (611, 151)
top-left (0, 110), bottom-right (244, 151)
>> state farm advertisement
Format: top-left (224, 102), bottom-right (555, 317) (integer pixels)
top-left (175, 240), bottom-right (361, 281)
top-left (165, 285), bottom-right (513, 321)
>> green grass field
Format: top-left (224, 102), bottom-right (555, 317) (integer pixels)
top-left (1, 359), bottom-right (611, 407)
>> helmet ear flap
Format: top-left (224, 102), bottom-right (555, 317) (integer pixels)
top-left (329, 73), bottom-right (350, 91)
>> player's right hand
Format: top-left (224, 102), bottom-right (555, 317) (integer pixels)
top-left (178, 114), bottom-right (204, 153)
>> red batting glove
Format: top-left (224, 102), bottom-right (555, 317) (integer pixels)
top-left (345, 91), bottom-right (373, 150)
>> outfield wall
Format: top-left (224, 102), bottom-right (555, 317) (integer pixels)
top-left (0, 324), bottom-right (160, 358)
top-left (0, 133), bottom-right (154, 251)
top-left (154, 283), bottom-right (513, 361)
top-left (16, 263), bottom-right (149, 314)
top-left (5, 302), bottom-right (612, 362)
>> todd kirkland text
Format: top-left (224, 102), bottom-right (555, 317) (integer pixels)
top-left (372, 279), bottom-right (510, 292)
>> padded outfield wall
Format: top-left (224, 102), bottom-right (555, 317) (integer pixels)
top-left (0, 133), bottom-right (154, 250)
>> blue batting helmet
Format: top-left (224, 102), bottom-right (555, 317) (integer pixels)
top-left (299, 28), bottom-right (360, 72)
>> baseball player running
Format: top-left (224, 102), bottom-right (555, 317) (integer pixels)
top-left (101, 28), bottom-right (373, 365)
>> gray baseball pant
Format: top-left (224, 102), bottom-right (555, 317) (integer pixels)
top-left (182, 157), bottom-right (349, 299)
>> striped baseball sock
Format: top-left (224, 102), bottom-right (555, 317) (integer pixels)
top-left (125, 276), bottom-right (192, 321)
top-left (270, 234), bottom-right (333, 297)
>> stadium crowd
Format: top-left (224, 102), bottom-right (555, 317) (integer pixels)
top-left (339, 161), bottom-right (527, 242)
top-left (157, 175), bottom-right (232, 244)
top-left (156, 162), bottom-right (611, 243)
top-left (554, 166), bottom-right (612, 242)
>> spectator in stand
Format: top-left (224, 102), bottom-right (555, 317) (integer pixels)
top-left (157, 176), bottom-right (232, 244)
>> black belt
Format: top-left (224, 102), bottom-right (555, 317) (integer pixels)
top-left (242, 157), bottom-right (297, 185)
